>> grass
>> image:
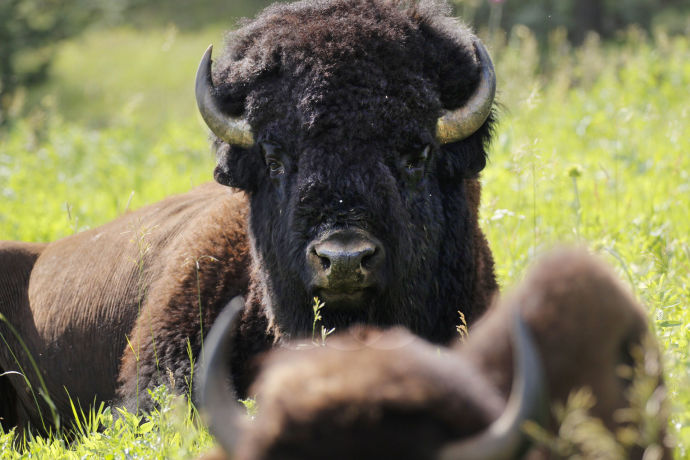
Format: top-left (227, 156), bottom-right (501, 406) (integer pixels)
top-left (0, 386), bottom-right (215, 459)
top-left (484, 27), bottom-right (690, 455)
top-left (0, 21), bottom-right (688, 458)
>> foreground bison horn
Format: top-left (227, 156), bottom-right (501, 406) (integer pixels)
top-left (437, 312), bottom-right (547, 460)
top-left (197, 295), bottom-right (246, 454)
top-left (195, 45), bottom-right (254, 148)
top-left (195, 39), bottom-right (495, 147)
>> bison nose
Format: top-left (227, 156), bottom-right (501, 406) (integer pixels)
top-left (315, 240), bottom-right (375, 273)
top-left (307, 230), bottom-right (385, 292)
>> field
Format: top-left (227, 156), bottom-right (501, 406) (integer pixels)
top-left (1, 20), bottom-right (689, 458)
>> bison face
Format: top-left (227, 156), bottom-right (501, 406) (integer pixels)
top-left (197, 0), bottom-right (496, 340)
top-left (249, 132), bottom-right (443, 335)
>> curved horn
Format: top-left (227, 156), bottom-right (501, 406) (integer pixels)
top-left (436, 39), bottom-right (496, 144)
top-left (195, 45), bottom-right (255, 148)
top-left (196, 295), bottom-right (246, 455)
top-left (437, 311), bottom-right (548, 460)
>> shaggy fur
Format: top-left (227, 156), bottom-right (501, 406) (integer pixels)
top-left (0, 0), bottom-right (497, 429)
top-left (201, 249), bottom-right (669, 460)
top-left (211, 0), bottom-right (497, 342)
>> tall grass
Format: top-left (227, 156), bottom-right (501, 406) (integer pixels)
top-left (0, 385), bottom-right (214, 459)
top-left (0, 23), bottom-right (688, 457)
top-left (484, 26), bottom-right (690, 456)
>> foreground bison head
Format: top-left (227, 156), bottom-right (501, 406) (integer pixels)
top-left (197, 249), bottom-right (670, 459)
top-left (196, 0), bottom-right (497, 341)
top-left (198, 297), bottom-right (546, 460)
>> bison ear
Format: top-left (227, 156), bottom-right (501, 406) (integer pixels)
top-left (436, 112), bottom-right (494, 180)
top-left (203, 42), bottom-right (279, 191)
top-left (213, 140), bottom-right (263, 192)
top-left (417, 18), bottom-right (495, 180)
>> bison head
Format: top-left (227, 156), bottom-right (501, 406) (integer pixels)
top-left (196, 0), bottom-right (496, 341)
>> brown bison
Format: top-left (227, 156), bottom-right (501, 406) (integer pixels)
top-left (0, 0), bottom-right (498, 431)
top-left (198, 249), bottom-right (670, 460)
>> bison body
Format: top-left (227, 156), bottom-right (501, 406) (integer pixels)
top-left (1, 0), bottom-right (497, 430)
top-left (0, 184), bottom-right (257, 430)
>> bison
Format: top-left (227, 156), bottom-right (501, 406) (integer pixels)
top-left (198, 249), bottom-right (670, 460)
top-left (0, 0), bottom-right (498, 432)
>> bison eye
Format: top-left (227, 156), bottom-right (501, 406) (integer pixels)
top-left (402, 145), bottom-right (431, 181)
top-left (260, 141), bottom-right (285, 178)
top-left (266, 159), bottom-right (284, 175)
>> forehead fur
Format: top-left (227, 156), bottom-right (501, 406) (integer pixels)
top-left (213, 0), bottom-right (480, 143)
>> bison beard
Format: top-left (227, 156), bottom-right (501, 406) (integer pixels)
top-left (0, 0), bottom-right (498, 430)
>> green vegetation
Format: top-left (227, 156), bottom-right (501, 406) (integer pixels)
top-left (0, 0), bottom-right (130, 125)
top-left (0, 20), bottom-right (688, 458)
top-left (453, 0), bottom-right (690, 42)
top-left (0, 386), bottom-right (214, 459)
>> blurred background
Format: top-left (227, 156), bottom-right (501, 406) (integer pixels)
top-left (1, 0), bottom-right (688, 128)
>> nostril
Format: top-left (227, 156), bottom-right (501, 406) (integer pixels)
top-left (310, 246), bottom-right (332, 271)
top-left (319, 256), bottom-right (331, 270)
top-left (360, 248), bottom-right (377, 269)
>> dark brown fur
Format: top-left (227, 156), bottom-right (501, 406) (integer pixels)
top-left (202, 249), bottom-right (669, 460)
top-left (211, 0), bottom-right (499, 344)
top-left (464, 248), bottom-right (654, 430)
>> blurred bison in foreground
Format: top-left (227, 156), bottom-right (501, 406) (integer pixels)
top-left (198, 249), bottom-right (670, 460)
top-left (0, 0), bottom-right (498, 431)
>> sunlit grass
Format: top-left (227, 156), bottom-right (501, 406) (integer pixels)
top-left (0, 386), bottom-right (214, 459)
top-left (0, 23), bottom-right (688, 457)
top-left (483, 26), bottom-right (690, 457)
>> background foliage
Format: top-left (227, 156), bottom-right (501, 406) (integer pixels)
top-left (3, 0), bottom-right (689, 125)
top-left (0, 0), bottom-right (129, 124)
top-left (455, 0), bottom-right (690, 42)
top-left (0, 0), bottom-right (689, 457)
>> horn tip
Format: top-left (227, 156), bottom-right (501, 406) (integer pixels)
top-left (202, 44), bottom-right (214, 64)
top-left (204, 44), bottom-right (214, 58)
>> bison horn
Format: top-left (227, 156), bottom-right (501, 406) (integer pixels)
top-left (436, 39), bottom-right (496, 144)
top-left (437, 311), bottom-right (548, 460)
top-left (197, 38), bottom-right (493, 148)
top-left (196, 295), bottom-right (246, 455)
top-left (195, 45), bottom-right (255, 148)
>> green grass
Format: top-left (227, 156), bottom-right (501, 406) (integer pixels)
top-left (0, 386), bottom-right (214, 459)
top-left (484, 27), bottom-right (690, 456)
top-left (0, 23), bottom-right (689, 457)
